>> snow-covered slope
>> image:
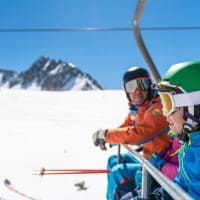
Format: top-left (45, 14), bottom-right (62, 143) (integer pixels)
top-left (0, 57), bottom-right (102, 91)
top-left (0, 90), bottom-right (128, 200)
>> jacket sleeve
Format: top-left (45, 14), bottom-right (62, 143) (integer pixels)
top-left (105, 101), bottom-right (168, 145)
top-left (161, 163), bottom-right (178, 180)
top-left (173, 174), bottom-right (188, 193)
top-left (174, 148), bottom-right (200, 199)
top-left (118, 113), bottom-right (134, 128)
top-left (189, 180), bottom-right (200, 199)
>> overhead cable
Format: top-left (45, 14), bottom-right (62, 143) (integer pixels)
top-left (1, 26), bottom-right (200, 32)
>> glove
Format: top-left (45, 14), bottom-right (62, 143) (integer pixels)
top-left (150, 187), bottom-right (172, 200)
top-left (149, 153), bottom-right (165, 169)
top-left (92, 129), bottom-right (107, 151)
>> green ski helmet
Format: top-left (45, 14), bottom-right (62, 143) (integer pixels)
top-left (158, 61), bottom-right (200, 133)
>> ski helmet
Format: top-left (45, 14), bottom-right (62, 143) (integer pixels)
top-left (123, 67), bottom-right (150, 84)
top-left (158, 61), bottom-right (200, 133)
top-left (123, 67), bottom-right (152, 102)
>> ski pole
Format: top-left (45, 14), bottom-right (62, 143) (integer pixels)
top-left (34, 168), bottom-right (110, 176)
top-left (116, 144), bottom-right (142, 165)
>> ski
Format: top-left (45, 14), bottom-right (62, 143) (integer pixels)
top-left (0, 196), bottom-right (10, 200)
top-left (4, 179), bottom-right (40, 200)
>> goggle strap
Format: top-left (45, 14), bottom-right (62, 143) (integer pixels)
top-left (174, 91), bottom-right (200, 107)
top-left (138, 80), bottom-right (145, 90)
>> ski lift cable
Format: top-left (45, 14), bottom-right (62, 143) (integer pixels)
top-left (0, 26), bottom-right (200, 32)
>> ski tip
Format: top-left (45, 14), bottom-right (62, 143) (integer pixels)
top-left (4, 179), bottom-right (11, 186)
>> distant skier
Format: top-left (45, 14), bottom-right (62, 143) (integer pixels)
top-left (92, 67), bottom-right (170, 200)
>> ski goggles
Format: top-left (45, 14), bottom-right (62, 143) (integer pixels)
top-left (159, 92), bottom-right (176, 116)
top-left (125, 78), bottom-right (151, 93)
top-left (159, 91), bottom-right (200, 116)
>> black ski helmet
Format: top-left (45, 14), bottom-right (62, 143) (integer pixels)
top-left (123, 67), bottom-right (150, 85)
top-left (123, 66), bottom-right (152, 102)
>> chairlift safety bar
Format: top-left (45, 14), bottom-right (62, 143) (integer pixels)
top-left (123, 144), bottom-right (192, 200)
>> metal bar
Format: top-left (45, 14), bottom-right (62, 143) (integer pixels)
top-left (123, 144), bottom-right (192, 200)
top-left (117, 144), bottom-right (121, 164)
top-left (132, 0), bottom-right (161, 82)
top-left (141, 167), bottom-right (151, 199)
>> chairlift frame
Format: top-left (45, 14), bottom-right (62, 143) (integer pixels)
top-left (129, 0), bottom-right (192, 199)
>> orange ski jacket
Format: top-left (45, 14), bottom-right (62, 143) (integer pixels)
top-left (105, 96), bottom-right (170, 159)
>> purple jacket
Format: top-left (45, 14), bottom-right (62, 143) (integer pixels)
top-left (161, 137), bottom-right (181, 180)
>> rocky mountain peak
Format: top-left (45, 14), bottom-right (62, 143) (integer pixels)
top-left (0, 57), bottom-right (103, 91)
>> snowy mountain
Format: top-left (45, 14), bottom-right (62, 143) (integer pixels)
top-left (0, 89), bottom-right (128, 200)
top-left (0, 57), bottom-right (103, 91)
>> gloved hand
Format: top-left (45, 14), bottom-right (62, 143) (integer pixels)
top-left (150, 187), bottom-right (172, 200)
top-left (149, 153), bottom-right (165, 169)
top-left (92, 129), bottom-right (107, 151)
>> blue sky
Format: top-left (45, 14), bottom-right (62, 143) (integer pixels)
top-left (0, 0), bottom-right (200, 89)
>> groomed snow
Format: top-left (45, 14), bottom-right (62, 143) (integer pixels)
top-left (0, 89), bottom-right (128, 200)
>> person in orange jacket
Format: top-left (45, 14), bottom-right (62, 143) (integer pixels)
top-left (92, 67), bottom-right (170, 200)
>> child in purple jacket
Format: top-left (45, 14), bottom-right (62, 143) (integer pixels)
top-left (136, 133), bottom-right (180, 186)
top-left (118, 133), bottom-right (181, 200)
top-left (159, 134), bottom-right (180, 179)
